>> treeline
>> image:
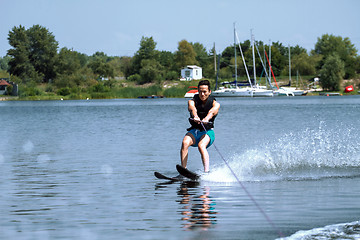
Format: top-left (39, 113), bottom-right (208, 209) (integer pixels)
top-left (0, 24), bottom-right (359, 98)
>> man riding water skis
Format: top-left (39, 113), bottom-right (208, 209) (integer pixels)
top-left (180, 80), bottom-right (220, 173)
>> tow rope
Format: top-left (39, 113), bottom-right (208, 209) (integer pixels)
top-left (199, 121), bottom-right (284, 238)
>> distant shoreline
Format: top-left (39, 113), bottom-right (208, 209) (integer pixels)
top-left (1, 91), bottom-right (359, 101)
top-left (0, 96), bottom-right (17, 101)
top-left (0, 78), bottom-right (358, 101)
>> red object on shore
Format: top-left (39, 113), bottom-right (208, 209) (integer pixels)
top-left (184, 86), bottom-right (198, 98)
top-left (187, 86), bottom-right (198, 94)
top-left (345, 85), bottom-right (354, 93)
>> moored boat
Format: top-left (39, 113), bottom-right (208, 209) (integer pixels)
top-left (213, 24), bottom-right (274, 98)
top-left (212, 87), bottom-right (253, 97)
top-left (281, 87), bottom-right (307, 96)
top-left (184, 86), bottom-right (198, 98)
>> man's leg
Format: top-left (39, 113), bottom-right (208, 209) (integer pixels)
top-left (198, 135), bottom-right (211, 172)
top-left (181, 133), bottom-right (195, 168)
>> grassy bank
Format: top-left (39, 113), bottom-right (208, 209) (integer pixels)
top-left (5, 76), bottom-right (360, 101)
top-left (12, 80), bottom-right (198, 100)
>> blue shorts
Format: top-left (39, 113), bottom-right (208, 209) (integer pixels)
top-left (187, 129), bottom-right (215, 148)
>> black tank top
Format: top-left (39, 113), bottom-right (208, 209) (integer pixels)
top-left (188, 94), bottom-right (216, 131)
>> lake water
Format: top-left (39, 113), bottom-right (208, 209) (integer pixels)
top-left (0, 96), bottom-right (360, 240)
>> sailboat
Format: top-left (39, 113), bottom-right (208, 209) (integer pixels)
top-left (212, 85), bottom-right (255, 97)
top-left (260, 41), bottom-right (294, 97)
top-left (212, 24), bottom-right (255, 97)
top-left (249, 30), bottom-right (274, 97)
top-left (212, 24), bottom-right (273, 97)
top-left (280, 45), bottom-right (307, 96)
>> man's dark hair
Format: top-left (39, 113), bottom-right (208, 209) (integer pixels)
top-left (198, 80), bottom-right (211, 91)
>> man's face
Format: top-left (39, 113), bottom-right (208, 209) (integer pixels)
top-left (198, 85), bottom-right (211, 102)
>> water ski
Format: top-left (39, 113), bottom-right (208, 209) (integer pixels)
top-left (176, 164), bottom-right (200, 181)
top-left (154, 171), bottom-right (182, 181)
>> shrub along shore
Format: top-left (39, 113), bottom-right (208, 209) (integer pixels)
top-left (2, 76), bottom-right (359, 101)
top-left (3, 79), bottom-right (197, 100)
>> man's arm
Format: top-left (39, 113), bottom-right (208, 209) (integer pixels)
top-left (203, 100), bottom-right (220, 123)
top-left (188, 99), bottom-right (201, 122)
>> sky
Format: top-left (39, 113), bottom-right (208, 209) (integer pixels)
top-left (1, 0), bottom-right (360, 57)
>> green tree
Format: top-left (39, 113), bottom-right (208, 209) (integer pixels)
top-left (220, 46), bottom-right (235, 69)
top-left (90, 51), bottom-right (111, 63)
top-left (7, 25), bottom-right (38, 81)
top-left (174, 40), bottom-right (198, 70)
top-left (158, 51), bottom-right (178, 79)
top-left (290, 45), bottom-right (307, 56)
top-left (7, 25), bottom-right (58, 82)
top-left (319, 54), bottom-right (345, 91)
top-left (158, 50), bottom-right (174, 71)
top-left (269, 42), bottom-right (287, 76)
top-left (192, 42), bottom-right (215, 78)
top-left (355, 55), bottom-right (360, 76)
top-left (0, 56), bottom-right (11, 71)
top-left (27, 25), bottom-right (58, 82)
top-left (291, 52), bottom-right (319, 76)
top-left (314, 34), bottom-right (357, 79)
top-left (139, 59), bottom-right (163, 84)
top-left (118, 56), bottom-right (133, 78)
top-left (132, 36), bottom-right (158, 74)
top-left (55, 47), bottom-right (93, 88)
top-left (88, 57), bottom-right (114, 79)
top-left (53, 66), bottom-right (94, 89)
top-left (220, 40), bottom-right (254, 79)
top-left (57, 47), bottom-right (82, 75)
top-left (192, 42), bottom-right (208, 67)
top-left (107, 57), bottom-right (124, 77)
top-left (281, 45), bottom-right (309, 76)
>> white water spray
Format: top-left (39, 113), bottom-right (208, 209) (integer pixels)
top-left (205, 122), bottom-right (360, 182)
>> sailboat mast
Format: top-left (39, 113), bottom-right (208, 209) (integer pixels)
top-left (269, 40), bottom-right (271, 83)
top-left (264, 46), bottom-right (267, 88)
top-left (234, 23), bottom-right (237, 86)
top-left (213, 42), bottom-right (217, 74)
top-left (215, 54), bottom-right (220, 90)
top-left (235, 28), bottom-right (252, 87)
top-left (254, 42), bottom-right (272, 88)
top-left (289, 45), bottom-right (291, 86)
top-left (251, 29), bottom-right (256, 86)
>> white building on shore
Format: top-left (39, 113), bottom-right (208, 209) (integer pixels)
top-left (180, 65), bottom-right (202, 81)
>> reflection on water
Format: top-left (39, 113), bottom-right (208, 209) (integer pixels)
top-left (10, 156), bottom-right (60, 217)
top-left (176, 182), bottom-right (217, 231)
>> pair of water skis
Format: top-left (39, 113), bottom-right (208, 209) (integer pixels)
top-left (154, 165), bottom-right (200, 181)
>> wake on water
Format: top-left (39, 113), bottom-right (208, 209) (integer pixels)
top-left (203, 121), bottom-right (360, 182)
top-left (278, 220), bottom-right (360, 240)
top-left (201, 122), bottom-right (360, 239)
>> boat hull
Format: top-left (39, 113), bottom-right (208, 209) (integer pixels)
top-left (252, 89), bottom-right (274, 97)
top-left (212, 88), bottom-right (253, 97)
top-left (213, 88), bottom-right (273, 97)
top-left (281, 87), bottom-right (306, 96)
top-left (184, 92), bottom-right (197, 98)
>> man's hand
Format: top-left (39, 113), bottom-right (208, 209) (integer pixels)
top-left (193, 116), bottom-right (201, 124)
top-left (202, 118), bottom-right (209, 124)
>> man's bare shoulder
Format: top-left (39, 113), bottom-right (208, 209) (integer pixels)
top-left (188, 99), bottom-right (195, 104)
